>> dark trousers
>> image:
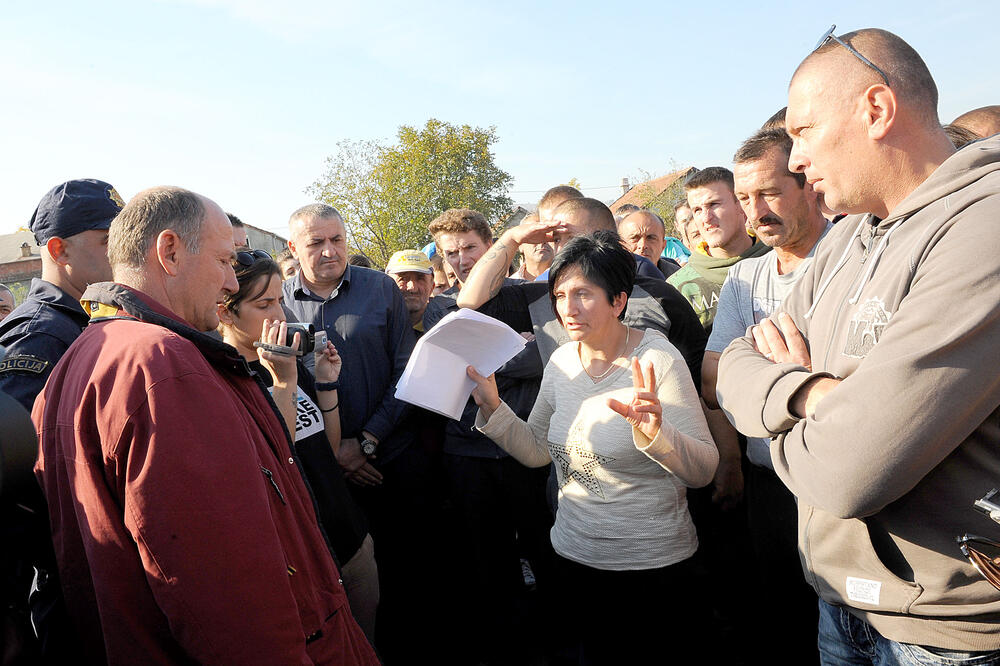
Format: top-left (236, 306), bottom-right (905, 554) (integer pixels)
top-left (550, 553), bottom-right (702, 666)
top-left (349, 443), bottom-right (445, 664)
top-left (442, 454), bottom-right (554, 664)
top-left (746, 463), bottom-right (819, 664)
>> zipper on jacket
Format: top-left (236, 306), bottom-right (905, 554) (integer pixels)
top-left (260, 466), bottom-right (286, 505)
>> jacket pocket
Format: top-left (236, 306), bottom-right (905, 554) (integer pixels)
top-left (803, 506), bottom-right (923, 613)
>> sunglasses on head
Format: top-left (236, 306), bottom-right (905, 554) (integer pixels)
top-left (813, 24), bottom-right (890, 87)
top-left (234, 249), bottom-right (272, 267)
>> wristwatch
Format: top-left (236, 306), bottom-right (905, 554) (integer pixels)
top-left (314, 380), bottom-right (340, 392)
top-left (361, 437), bottom-right (378, 456)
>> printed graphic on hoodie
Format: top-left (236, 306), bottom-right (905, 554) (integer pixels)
top-left (844, 297), bottom-right (892, 358)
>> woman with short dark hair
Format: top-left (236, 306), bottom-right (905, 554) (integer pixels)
top-left (468, 230), bottom-right (718, 663)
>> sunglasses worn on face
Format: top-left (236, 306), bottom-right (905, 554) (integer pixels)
top-left (814, 24), bottom-right (891, 87)
top-left (235, 249), bottom-right (272, 267)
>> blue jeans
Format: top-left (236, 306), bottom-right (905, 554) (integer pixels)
top-left (818, 599), bottom-right (1000, 665)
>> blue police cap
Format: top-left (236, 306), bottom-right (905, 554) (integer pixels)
top-left (29, 179), bottom-right (125, 245)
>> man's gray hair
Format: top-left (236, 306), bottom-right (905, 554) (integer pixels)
top-left (108, 187), bottom-right (204, 269)
top-left (289, 203), bottom-right (342, 227)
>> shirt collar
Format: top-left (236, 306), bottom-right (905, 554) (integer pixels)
top-left (292, 264), bottom-right (352, 301)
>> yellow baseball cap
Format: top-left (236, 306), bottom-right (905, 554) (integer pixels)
top-left (385, 249), bottom-right (433, 275)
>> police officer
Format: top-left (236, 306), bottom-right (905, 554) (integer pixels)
top-left (0, 179), bottom-right (121, 662)
top-left (0, 179), bottom-right (122, 409)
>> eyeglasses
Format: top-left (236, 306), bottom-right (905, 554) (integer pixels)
top-left (957, 535), bottom-right (1000, 590)
top-left (234, 249), bottom-right (272, 267)
top-left (813, 24), bottom-right (890, 87)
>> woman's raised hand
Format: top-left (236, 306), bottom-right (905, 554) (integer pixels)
top-left (607, 357), bottom-right (661, 441)
top-left (257, 319), bottom-right (299, 387)
top-left (314, 340), bottom-right (342, 383)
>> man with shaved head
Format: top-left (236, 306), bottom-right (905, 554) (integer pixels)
top-left (717, 27), bottom-right (1000, 662)
top-left (952, 105), bottom-right (1000, 139)
top-left (33, 187), bottom-right (377, 664)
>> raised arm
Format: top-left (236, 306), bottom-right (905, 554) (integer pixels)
top-left (457, 219), bottom-right (560, 310)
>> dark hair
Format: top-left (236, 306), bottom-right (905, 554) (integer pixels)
top-left (548, 230), bottom-right (635, 323)
top-left (613, 203), bottom-right (641, 223)
top-left (275, 247), bottom-right (294, 264)
top-left (226, 212), bottom-right (244, 228)
top-left (348, 253), bottom-right (373, 269)
top-left (761, 107), bottom-right (787, 130)
top-left (942, 123), bottom-right (981, 149)
top-left (223, 256), bottom-right (281, 314)
top-left (734, 128), bottom-right (806, 187)
top-left (683, 166), bottom-right (735, 193)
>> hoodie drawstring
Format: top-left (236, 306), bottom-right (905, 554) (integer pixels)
top-left (805, 216), bottom-right (868, 320)
top-left (848, 221), bottom-right (902, 304)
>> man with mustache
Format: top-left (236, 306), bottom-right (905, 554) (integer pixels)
top-left (702, 127), bottom-right (830, 662)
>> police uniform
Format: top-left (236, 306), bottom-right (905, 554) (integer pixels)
top-left (0, 278), bottom-right (89, 411)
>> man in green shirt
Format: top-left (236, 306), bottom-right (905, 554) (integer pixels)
top-left (668, 167), bottom-right (771, 332)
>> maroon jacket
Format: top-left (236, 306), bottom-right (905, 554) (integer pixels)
top-left (33, 283), bottom-right (379, 665)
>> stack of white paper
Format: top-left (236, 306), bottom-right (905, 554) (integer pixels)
top-left (395, 308), bottom-right (527, 420)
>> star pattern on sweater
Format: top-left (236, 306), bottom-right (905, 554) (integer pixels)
top-left (551, 422), bottom-right (616, 499)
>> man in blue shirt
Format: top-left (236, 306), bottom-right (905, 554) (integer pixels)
top-left (282, 203), bottom-right (435, 662)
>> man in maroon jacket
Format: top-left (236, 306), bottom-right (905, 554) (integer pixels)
top-left (32, 186), bottom-right (378, 665)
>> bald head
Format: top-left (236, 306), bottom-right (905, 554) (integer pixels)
top-left (952, 106), bottom-right (1000, 139)
top-left (787, 28), bottom-right (955, 218)
top-left (794, 28), bottom-right (939, 125)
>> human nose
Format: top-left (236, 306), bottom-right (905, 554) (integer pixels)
top-left (745, 195), bottom-right (769, 222)
top-left (788, 139), bottom-right (808, 174)
top-left (222, 263), bottom-right (239, 295)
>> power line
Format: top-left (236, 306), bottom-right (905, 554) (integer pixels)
top-left (509, 184), bottom-right (623, 194)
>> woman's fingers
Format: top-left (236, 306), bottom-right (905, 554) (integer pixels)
top-left (643, 360), bottom-right (655, 393)
top-left (606, 397), bottom-right (630, 417)
top-left (631, 356), bottom-right (643, 389)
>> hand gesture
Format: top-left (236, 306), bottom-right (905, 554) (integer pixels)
top-left (466, 365), bottom-right (501, 418)
top-left (257, 319), bottom-right (300, 387)
top-left (314, 340), bottom-right (342, 383)
top-left (510, 217), bottom-right (563, 246)
top-left (752, 312), bottom-right (812, 371)
top-left (607, 357), bottom-right (661, 441)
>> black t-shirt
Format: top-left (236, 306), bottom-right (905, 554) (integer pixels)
top-left (250, 359), bottom-right (368, 565)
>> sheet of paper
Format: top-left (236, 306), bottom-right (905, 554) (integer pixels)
top-left (395, 309), bottom-right (527, 420)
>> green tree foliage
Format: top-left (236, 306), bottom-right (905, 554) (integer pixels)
top-left (307, 119), bottom-right (513, 266)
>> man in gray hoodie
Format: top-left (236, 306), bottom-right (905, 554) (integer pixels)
top-left (717, 27), bottom-right (1000, 663)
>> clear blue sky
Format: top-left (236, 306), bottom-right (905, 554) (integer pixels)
top-left (1, 1), bottom-right (995, 237)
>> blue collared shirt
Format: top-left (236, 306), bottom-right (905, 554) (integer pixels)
top-left (282, 265), bottom-right (416, 462)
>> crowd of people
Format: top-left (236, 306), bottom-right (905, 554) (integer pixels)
top-left (2, 26), bottom-right (1000, 666)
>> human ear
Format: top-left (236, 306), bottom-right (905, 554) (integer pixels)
top-left (863, 84), bottom-right (896, 140)
top-left (155, 230), bottom-right (183, 276)
top-left (45, 237), bottom-right (70, 265)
